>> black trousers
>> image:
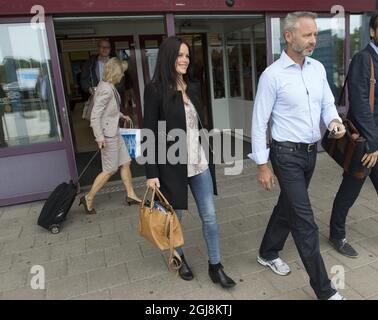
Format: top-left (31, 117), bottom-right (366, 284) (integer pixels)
top-left (330, 166), bottom-right (378, 240)
top-left (259, 142), bottom-right (336, 300)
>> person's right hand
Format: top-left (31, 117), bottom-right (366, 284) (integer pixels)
top-left (362, 151), bottom-right (378, 168)
top-left (147, 178), bottom-right (160, 189)
top-left (97, 140), bottom-right (106, 149)
top-left (257, 164), bottom-right (276, 191)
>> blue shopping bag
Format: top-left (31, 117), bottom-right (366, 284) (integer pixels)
top-left (120, 119), bottom-right (141, 159)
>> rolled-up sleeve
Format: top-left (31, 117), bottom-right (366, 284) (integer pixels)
top-left (320, 64), bottom-right (342, 128)
top-left (249, 71), bottom-right (276, 165)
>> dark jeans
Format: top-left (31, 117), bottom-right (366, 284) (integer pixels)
top-left (330, 166), bottom-right (378, 240)
top-left (259, 142), bottom-right (336, 300)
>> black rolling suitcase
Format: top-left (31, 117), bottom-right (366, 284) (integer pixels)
top-left (37, 150), bottom-right (100, 234)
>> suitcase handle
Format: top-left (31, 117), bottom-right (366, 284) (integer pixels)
top-left (77, 149), bottom-right (101, 183)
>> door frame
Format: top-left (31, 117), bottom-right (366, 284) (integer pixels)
top-left (0, 16), bottom-right (77, 205)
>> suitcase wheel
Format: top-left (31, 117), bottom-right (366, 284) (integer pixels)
top-left (50, 225), bottom-right (60, 234)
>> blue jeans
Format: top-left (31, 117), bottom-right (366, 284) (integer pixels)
top-left (175, 169), bottom-right (221, 265)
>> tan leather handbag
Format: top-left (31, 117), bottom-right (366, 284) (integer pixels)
top-left (139, 187), bottom-right (184, 270)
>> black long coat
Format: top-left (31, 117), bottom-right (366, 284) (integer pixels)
top-left (142, 81), bottom-right (217, 210)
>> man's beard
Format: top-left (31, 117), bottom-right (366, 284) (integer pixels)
top-left (292, 41), bottom-right (314, 57)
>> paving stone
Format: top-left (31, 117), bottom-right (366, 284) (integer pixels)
top-left (346, 204), bottom-right (378, 221)
top-left (110, 272), bottom-right (200, 300)
top-left (369, 261), bottom-right (378, 271)
top-left (46, 273), bottom-right (88, 300)
top-left (218, 222), bottom-right (241, 239)
top-left (327, 243), bottom-right (378, 270)
top-left (0, 268), bottom-right (29, 292)
top-left (222, 249), bottom-right (262, 277)
top-left (105, 244), bottom-right (143, 266)
top-left (182, 286), bottom-right (235, 300)
top-left (234, 203), bottom-right (272, 217)
top-left (260, 262), bottom-right (309, 293)
top-left (230, 272), bottom-right (280, 300)
top-left (49, 239), bottom-right (87, 260)
top-left (269, 288), bottom-right (312, 300)
top-left (11, 247), bottom-right (53, 270)
top-left (302, 284), bottom-right (364, 300)
top-left (360, 198), bottom-right (378, 214)
top-left (0, 204), bottom-right (31, 220)
top-left (85, 233), bottom-right (121, 254)
top-left (349, 218), bottom-right (378, 238)
top-left (126, 255), bottom-right (168, 282)
top-left (70, 289), bottom-right (111, 300)
top-left (1, 286), bottom-right (46, 300)
top-left (0, 225), bottom-right (22, 242)
top-left (231, 214), bottom-right (270, 233)
top-left (357, 235), bottom-right (378, 256)
top-left (344, 265), bottom-right (378, 298)
top-left (0, 253), bottom-right (13, 273)
top-left (2, 235), bottom-right (35, 255)
top-left (67, 223), bottom-right (102, 241)
top-left (68, 251), bottom-right (106, 275)
top-left (87, 263), bottom-right (129, 292)
top-left (34, 232), bottom-right (68, 248)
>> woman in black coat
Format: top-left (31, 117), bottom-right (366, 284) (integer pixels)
top-left (143, 36), bottom-right (235, 289)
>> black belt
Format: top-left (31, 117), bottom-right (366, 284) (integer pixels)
top-left (272, 140), bottom-right (317, 152)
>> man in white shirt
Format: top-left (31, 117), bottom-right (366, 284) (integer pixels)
top-left (250, 12), bottom-right (346, 300)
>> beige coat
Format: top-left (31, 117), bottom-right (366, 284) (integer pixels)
top-left (90, 80), bottom-right (122, 142)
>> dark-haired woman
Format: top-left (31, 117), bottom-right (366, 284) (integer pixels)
top-left (143, 36), bottom-right (235, 289)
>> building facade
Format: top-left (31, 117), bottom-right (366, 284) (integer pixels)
top-left (0, 0), bottom-right (376, 206)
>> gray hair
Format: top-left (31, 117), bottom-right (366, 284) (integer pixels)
top-left (283, 11), bottom-right (318, 33)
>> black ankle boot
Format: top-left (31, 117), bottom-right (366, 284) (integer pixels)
top-left (175, 254), bottom-right (194, 281)
top-left (208, 262), bottom-right (236, 289)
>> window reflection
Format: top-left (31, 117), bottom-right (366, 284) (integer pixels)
top-left (350, 14), bottom-right (370, 58)
top-left (209, 33), bottom-right (225, 99)
top-left (226, 30), bottom-right (246, 98)
top-left (0, 23), bottom-right (61, 148)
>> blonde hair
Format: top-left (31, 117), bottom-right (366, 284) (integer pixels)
top-left (102, 57), bottom-right (128, 84)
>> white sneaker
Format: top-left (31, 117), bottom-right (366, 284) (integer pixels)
top-left (327, 292), bottom-right (346, 300)
top-left (257, 256), bottom-right (291, 276)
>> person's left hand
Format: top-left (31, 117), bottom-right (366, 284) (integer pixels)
top-left (328, 120), bottom-right (346, 139)
top-left (121, 114), bottom-right (131, 122)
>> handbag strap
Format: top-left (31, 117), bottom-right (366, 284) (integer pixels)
top-left (123, 118), bottom-right (134, 129)
top-left (167, 215), bottom-right (182, 271)
top-left (141, 186), bottom-right (174, 211)
top-left (339, 54), bottom-right (375, 113)
top-left (77, 149), bottom-right (100, 183)
top-left (141, 186), bottom-right (156, 209)
top-left (369, 55), bottom-right (375, 113)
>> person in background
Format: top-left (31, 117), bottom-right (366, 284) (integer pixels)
top-left (329, 12), bottom-right (378, 258)
top-left (79, 58), bottom-right (141, 214)
top-left (80, 39), bottom-right (127, 110)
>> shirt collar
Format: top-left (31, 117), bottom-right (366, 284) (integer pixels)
top-left (280, 50), bottom-right (311, 69)
top-left (370, 41), bottom-right (378, 56)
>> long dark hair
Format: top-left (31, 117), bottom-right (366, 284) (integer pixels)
top-left (151, 36), bottom-right (193, 98)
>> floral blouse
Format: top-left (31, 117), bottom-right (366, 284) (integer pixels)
top-left (184, 99), bottom-right (208, 177)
